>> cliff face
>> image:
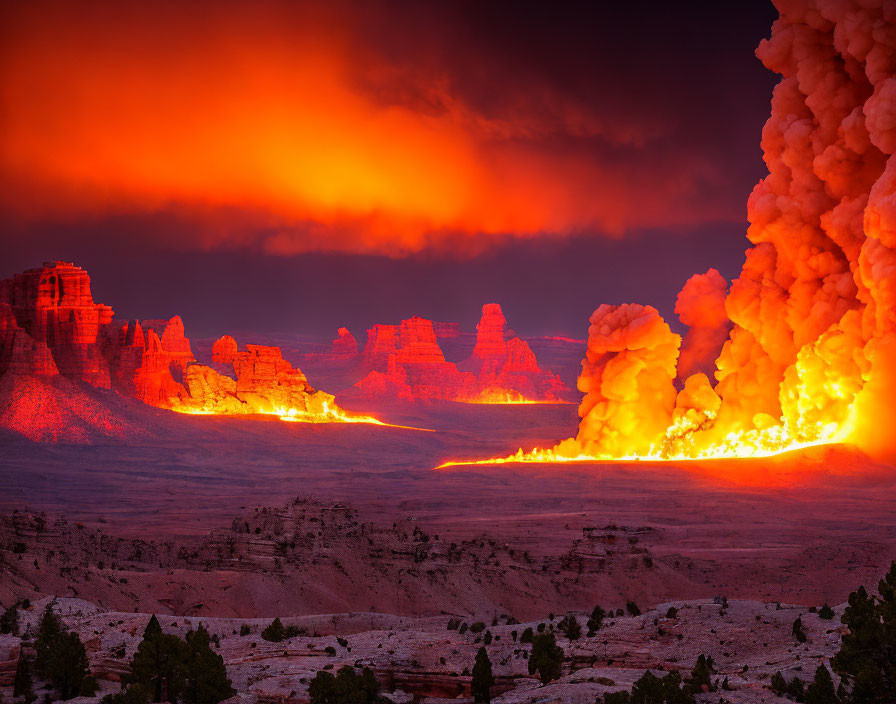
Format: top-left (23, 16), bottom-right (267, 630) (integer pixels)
top-left (356, 317), bottom-right (476, 400)
top-left (0, 262), bottom-right (192, 409)
top-left (0, 262), bottom-right (115, 387)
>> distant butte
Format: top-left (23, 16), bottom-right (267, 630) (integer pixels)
top-left (355, 304), bottom-right (570, 402)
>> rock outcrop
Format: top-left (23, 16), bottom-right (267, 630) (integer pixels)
top-left (460, 304), bottom-right (569, 402)
top-left (0, 262), bottom-right (193, 413)
top-left (331, 327), bottom-right (358, 356)
top-left (0, 304), bottom-right (59, 378)
top-left (356, 318), bottom-right (475, 400)
top-left (0, 262), bottom-right (114, 387)
top-left (469, 303), bottom-right (508, 375)
top-left (178, 337), bottom-right (337, 416)
top-left (361, 324), bottom-right (399, 370)
top-left (356, 307), bottom-right (569, 402)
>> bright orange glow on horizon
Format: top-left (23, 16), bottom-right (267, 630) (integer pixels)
top-left (455, 388), bottom-right (574, 405)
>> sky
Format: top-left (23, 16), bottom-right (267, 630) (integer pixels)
top-left (0, 0), bottom-right (778, 339)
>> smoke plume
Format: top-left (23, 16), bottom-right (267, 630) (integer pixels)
top-left (675, 268), bottom-right (731, 382)
top-left (560, 0), bottom-right (896, 460)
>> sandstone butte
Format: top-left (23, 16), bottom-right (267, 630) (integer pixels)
top-left (0, 262), bottom-right (335, 418)
top-left (0, 262), bottom-right (191, 407)
top-left (355, 305), bottom-right (569, 402)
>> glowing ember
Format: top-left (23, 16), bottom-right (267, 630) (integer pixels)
top-left (172, 401), bottom-right (433, 431)
top-left (456, 388), bottom-right (573, 405)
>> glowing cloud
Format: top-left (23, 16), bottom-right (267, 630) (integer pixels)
top-left (1, 1), bottom-right (747, 256)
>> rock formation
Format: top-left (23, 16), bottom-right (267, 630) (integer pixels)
top-left (0, 262), bottom-right (193, 412)
top-left (469, 303), bottom-right (508, 375)
top-left (0, 304), bottom-right (58, 378)
top-left (356, 307), bottom-right (569, 402)
top-left (178, 337), bottom-right (337, 416)
top-left (356, 318), bottom-right (476, 400)
top-left (0, 262), bottom-right (114, 387)
top-left (361, 324), bottom-right (399, 370)
top-left (331, 327), bottom-right (358, 356)
top-left (460, 304), bottom-right (569, 402)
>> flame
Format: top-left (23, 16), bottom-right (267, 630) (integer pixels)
top-left (437, 396), bottom-right (857, 468)
top-left (437, 429), bottom-right (847, 469)
top-left (171, 400), bottom-right (433, 431)
top-left (455, 388), bottom-right (573, 405)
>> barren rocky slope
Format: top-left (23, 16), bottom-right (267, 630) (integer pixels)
top-left (0, 593), bottom-right (847, 703)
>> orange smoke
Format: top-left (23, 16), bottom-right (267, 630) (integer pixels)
top-left (675, 268), bottom-right (730, 381)
top-left (441, 0), bottom-right (896, 467)
top-left (0, 1), bottom-right (737, 255)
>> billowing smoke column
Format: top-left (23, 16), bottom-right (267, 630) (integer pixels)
top-left (554, 304), bottom-right (680, 458)
top-left (591, 0), bottom-right (896, 459)
top-left (675, 269), bottom-right (730, 382)
top-left (445, 0), bottom-right (896, 466)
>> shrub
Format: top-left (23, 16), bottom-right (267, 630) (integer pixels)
top-left (626, 601), bottom-right (641, 617)
top-left (527, 633), bottom-right (563, 684)
top-left (309, 665), bottom-right (379, 704)
top-left (792, 616), bottom-right (807, 643)
top-left (0, 602), bottom-right (19, 635)
top-left (804, 665), bottom-right (837, 704)
top-left (520, 627), bottom-right (534, 643)
top-left (630, 669), bottom-right (694, 704)
top-left (587, 605), bottom-right (605, 635)
top-left (771, 671), bottom-right (788, 695)
top-left (557, 614), bottom-right (581, 641)
top-left (470, 621), bottom-right (486, 634)
top-left (817, 604), bottom-right (835, 620)
top-left (665, 607), bottom-right (678, 619)
top-left (684, 654), bottom-right (715, 694)
top-left (471, 647), bottom-right (494, 703)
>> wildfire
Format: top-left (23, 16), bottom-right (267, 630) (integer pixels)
top-left (436, 422), bottom-right (848, 469)
top-left (171, 401), bottom-right (433, 431)
top-left (456, 388), bottom-right (573, 405)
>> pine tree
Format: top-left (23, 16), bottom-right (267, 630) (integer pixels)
top-left (831, 561), bottom-right (896, 703)
top-left (122, 616), bottom-right (188, 703)
top-left (181, 625), bottom-right (236, 704)
top-left (143, 614), bottom-right (162, 640)
top-left (684, 654), bottom-right (715, 694)
top-left (527, 632), bottom-right (563, 684)
top-left (471, 647), bottom-right (494, 703)
top-left (557, 614), bottom-right (581, 641)
top-left (261, 617), bottom-right (286, 642)
top-left (0, 603), bottom-right (19, 635)
top-left (34, 602), bottom-right (64, 677)
top-left (308, 665), bottom-right (380, 704)
top-left (44, 630), bottom-right (98, 700)
top-left (631, 670), bottom-right (694, 704)
top-left (804, 665), bottom-right (839, 704)
top-left (13, 651), bottom-right (36, 703)
top-left (770, 671), bottom-right (788, 695)
top-left (587, 605), bottom-right (605, 635)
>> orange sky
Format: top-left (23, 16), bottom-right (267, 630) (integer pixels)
top-left (0, 1), bottom-right (763, 257)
